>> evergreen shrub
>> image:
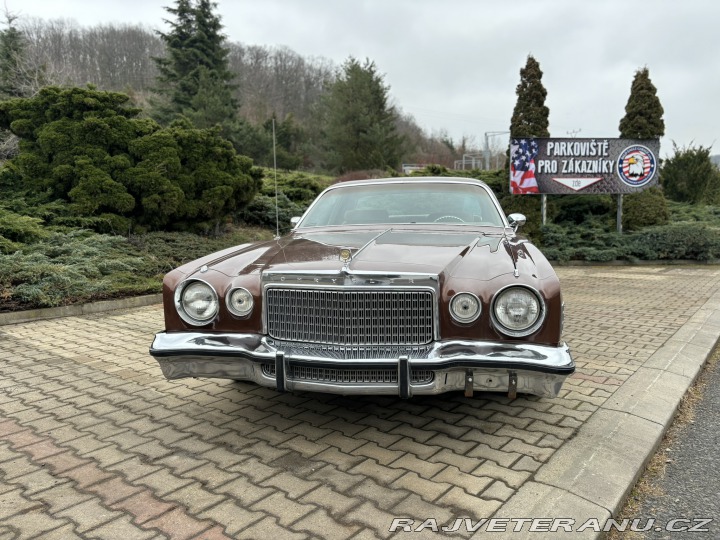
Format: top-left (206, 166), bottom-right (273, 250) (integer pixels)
top-left (621, 187), bottom-right (669, 230)
top-left (237, 193), bottom-right (305, 234)
top-left (0, 207), bottom-right (46, 248)
top-left (629, 224), bottom-right (720, 261)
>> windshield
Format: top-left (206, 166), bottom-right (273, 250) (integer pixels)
top-left (298, 182), bottom-right (506, 228)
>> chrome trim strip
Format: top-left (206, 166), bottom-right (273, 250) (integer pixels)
top-left (261, 363), bottom-right (435, 385)
top-left (150, 332), bottom-right (574, 398)
top-left (346, 228), bottom-right (393, 270)
top-left (261, 268), bottom-right (439, 281)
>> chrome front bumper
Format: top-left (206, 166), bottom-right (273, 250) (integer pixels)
top-left (149, 332), bottom-right (574, 398)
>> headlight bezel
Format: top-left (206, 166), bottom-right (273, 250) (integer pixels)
top-left (449, 292), bottom-right (482, 324)
top-left (226, 286), bottom-right (255, 318)
top-left (174, 279), bottom-right (219, 326)
top-left (491, 285), bottom-right (546, 337)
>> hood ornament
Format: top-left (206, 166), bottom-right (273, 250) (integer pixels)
top-left (339, 249), bottom-right (352, 263)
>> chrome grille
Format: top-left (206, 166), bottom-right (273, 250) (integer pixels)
top-left (270, 340), bottom-right (432, 360)
top-left (262, 364), bottom-right (434, 384)
top-left (265, 288), bottom-right (434, 346)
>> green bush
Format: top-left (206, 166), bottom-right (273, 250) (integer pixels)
top-left (667, 200), bottom-right (720, 222)
top-left (0, 236), bottom-right (21, 254)
top-left (0, 208), bottom-right (47, 252)
top-left (238, 169), bottom-right (333, 233)
top-left (126, 227), bottom-right (273, 272)
top-left (661, 143), bottom-right (716, 203)
top-left (572, 247), bottom-right (624, 262)
top-left (629, 223), bottom-right (720, 260)
top-left (0, 87), bottom-right (262, 233)
top-left (282, 175), bottom-right (324, 203)
top-left (260, 171), bottom-right (329, 203)
top-left (553, 195), bottom-right (613, 225)
top-left (621, 187), bottom-right (669, 230)
top-left (539, 219), bottom-right (631, 260)
top-left (0, 232), bottom-right (148, 308)
top-left (704, 169), bottom-right (720, 205)
top-left (0, 226), bottom-right (275, 310)
top-left (237, 193), bottom-right (306, 234)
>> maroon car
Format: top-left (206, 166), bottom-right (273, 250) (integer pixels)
top-left (150, 177), bottom-right (573, 399)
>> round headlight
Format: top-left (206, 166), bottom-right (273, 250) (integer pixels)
top-left (450, 292), bottom-right (481, 323)
top-left (176, 280), bottom-right (218, 325)
top-left (492, 286), bottom-right (544, 336)
top-left (227, 287), bottom-right (254, 317)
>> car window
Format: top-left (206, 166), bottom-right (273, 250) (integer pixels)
top-left (299, 182), bottom-right (505, 228)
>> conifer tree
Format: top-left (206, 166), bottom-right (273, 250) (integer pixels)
top-left (509, 55), bottom-right (550, 138)
top-left (0, 11), bottom-right (30, 159)
top-left (324, 57), bottom-right (404, 172)
top-left (183, 66), bottom-right (237, 129)
top-left (618, 67), bottom-right (666, 229)
top-left (0, 11), bottom-right (28, 98)
top-left (153, 0), bottom-right (237, 127)
top-left (618, 67), bottom-right (664, 139)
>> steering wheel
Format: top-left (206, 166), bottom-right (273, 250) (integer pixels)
top-left (433, 215), bottom-right (465, 223)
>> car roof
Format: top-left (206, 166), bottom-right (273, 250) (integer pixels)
top-left (329, 176), bottom-right (492, 189)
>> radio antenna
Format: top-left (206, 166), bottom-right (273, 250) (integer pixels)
top-left (272, 117), bottom-right (279, 239)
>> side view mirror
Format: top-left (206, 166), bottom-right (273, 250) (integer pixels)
top-left (290, 216), bottom-right (301, 228)
top-left (507, 213), bottom-right (527, 232)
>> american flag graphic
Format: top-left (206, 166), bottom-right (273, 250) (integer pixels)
top-left (510, 139), bottom-right (540, 194)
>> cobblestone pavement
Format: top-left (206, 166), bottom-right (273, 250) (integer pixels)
top-left (0, 266), bottom-right (719, 539)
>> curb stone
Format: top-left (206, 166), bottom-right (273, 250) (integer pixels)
top-left (0, 294), bottom-right (163, 326)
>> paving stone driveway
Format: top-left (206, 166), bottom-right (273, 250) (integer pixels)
top-left (0, 266), bottom-right (719, 539)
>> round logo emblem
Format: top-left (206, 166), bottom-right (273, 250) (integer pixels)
top-left (617, 145), bottom-right (657, 188)
top-left (339, 249), bottom-right (352, 263)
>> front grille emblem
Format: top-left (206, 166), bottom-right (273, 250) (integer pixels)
top-left (339, 249), bottom-right (352, 262)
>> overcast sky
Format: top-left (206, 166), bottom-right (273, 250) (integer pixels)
top-left (11, 0), bottom-right (718, 157)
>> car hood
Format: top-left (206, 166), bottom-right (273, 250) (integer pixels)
top-left (208, 228), bottom-right (545, 282)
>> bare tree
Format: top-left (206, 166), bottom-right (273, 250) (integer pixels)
top-left (8, 17), bottom-right (457, 171)
top-left (20, 18), bottom-right (162, 91)
top-left (228, 43), bottom-right (333, 124)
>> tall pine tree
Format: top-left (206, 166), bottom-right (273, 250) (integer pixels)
top-left (0, 11), bottom-right (28, 98)
top-left (152, 0), bottom-right (237, 127)
top-left (618, 67), bottom-right (667, 230)
top-left (618, 67), bottom-right (664, 139)
top-left (323, 57), bottom-right (404, 173)
top-left (509, 55), bottom-right (550, 138)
